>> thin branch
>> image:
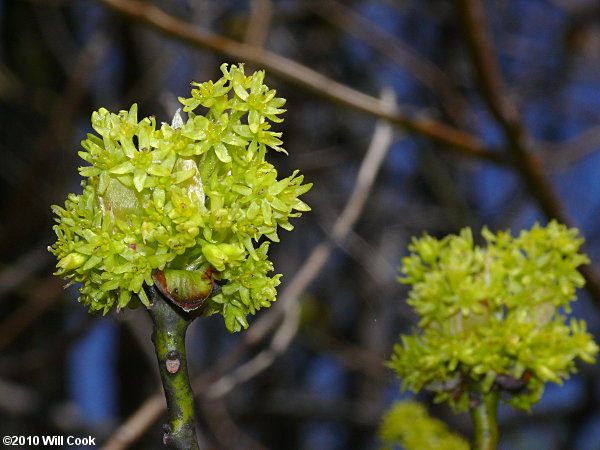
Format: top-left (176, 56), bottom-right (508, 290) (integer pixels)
top-left (469, 385), bottom-right (499, 450)
top-left (0, 277), bottom-right (64, 352)
top-left (233, 389), bottom-right (380, 426)
top-left (244, 0), bottom-right (273, 48)
top-left (1, 33), bottom-right (108, 252)
top-left (544, 125), bottom-right (600, 172)
top-left (0, 377), bottom-right (41, 416)
top-left (101, 395), bottom-right (166, 450)
top-left (304, 328), bottom-right (389, 381)
top-left (328, 226), bottom-right (397, 287)
top-left (0, 315), bottom-right (94, 378)
top-left (202, 301), bottom-right (299, 399)
top-left (0, 243), bottom-right (51, 298)
top-left (455, 0), bottom-right (600, 303)
top-left (456, 0), bottom-right (564, 219)
top-left (93, 0), bottom-right (505, 163)
top-left (146, 286), bottom-right (199, 449)
top-left (32, 3), bottom-right (79, 74)
top-left (199, 397), bottom-right (269, 449)
top-left (456, 0), bottom-right (518, 128)
top-left (306, 0), bottom-right (470, 124)
top-left (242, 0), bottom-right (274, 85)
top-left (115, 308), bottom-right (162, 388)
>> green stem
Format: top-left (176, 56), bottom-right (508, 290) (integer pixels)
top-left (147, 285), bottom-right (199, 450)
top-left (469, 384), bottom-right (499, 450)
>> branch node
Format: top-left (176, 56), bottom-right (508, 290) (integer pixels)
top-left (162, 424), bottom-right (172, 445)
top-left (165, 351), bottom-right (181, 374)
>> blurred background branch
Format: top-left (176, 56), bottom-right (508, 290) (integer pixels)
top-left (94, 0), bottom-right (502, 162)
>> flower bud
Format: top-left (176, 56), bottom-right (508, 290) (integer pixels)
top-left (202, 243), bottom-right (244, 271)
top-left (57, 252), bottom-right (87, 271)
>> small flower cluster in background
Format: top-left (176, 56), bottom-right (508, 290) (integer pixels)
top-left (388, 221), bottom-right (598, 411)
top-left (378, 400), bottom-right (469, 450)
top-left (50, 64), bottom-right (312, 332)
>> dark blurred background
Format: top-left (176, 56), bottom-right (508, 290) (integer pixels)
top-left (2, 0), bottom-right (600, 448)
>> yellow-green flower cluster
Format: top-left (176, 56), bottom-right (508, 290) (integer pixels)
top-left (378, 401), bottom-right (469, 450)
top-left (50, 64), bottom-right (312, 332)
top-left (388, 221), bottom-right (598, 411)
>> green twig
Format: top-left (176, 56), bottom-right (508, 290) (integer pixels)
top-left (147, 285), bottom-right (199, 449)
top-left (469, 384), bottom-right (499, 450)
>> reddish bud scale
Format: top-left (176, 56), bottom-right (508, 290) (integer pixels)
top-left (153, 268), bottom-right (216, 312)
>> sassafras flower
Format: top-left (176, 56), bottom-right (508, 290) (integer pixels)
top-left (50, 64), bottom-right (312, 332)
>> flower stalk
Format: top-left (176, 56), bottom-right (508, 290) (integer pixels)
top-left (469, 384), bottom-right (499, 450)
top-left (147, 285), bottom-right (199, 450)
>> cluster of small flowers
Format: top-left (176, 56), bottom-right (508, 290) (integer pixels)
top-left (378, 401), bottom-right (469, 450)
top-left (50, 64), bottom-right (311, 332)
top-left (389, 221), bottom-right (598, 410)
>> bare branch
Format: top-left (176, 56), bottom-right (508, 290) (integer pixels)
top-left (199, 397), bottom-right (269, 449)
top-left (306, 0), bottom-right (470, 124)
top-left (455, 0), bottom-right (600, 303)
top-left (0, 377), bottom-right (41, 416)
top-left (0, 277), bottom-right (64, 353)
top-left (1, 33), bottom-right (108, 252)
top-left (244, 0), bottom-right (273, 48)
top-left (544, 125), bottom-right (600, 172)
top-left (101, 395), bottom-right (166, 450)
top-left (0, 244), bottom-right (51, 298)
top-left (93, 0), bottom-right (505, 163)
